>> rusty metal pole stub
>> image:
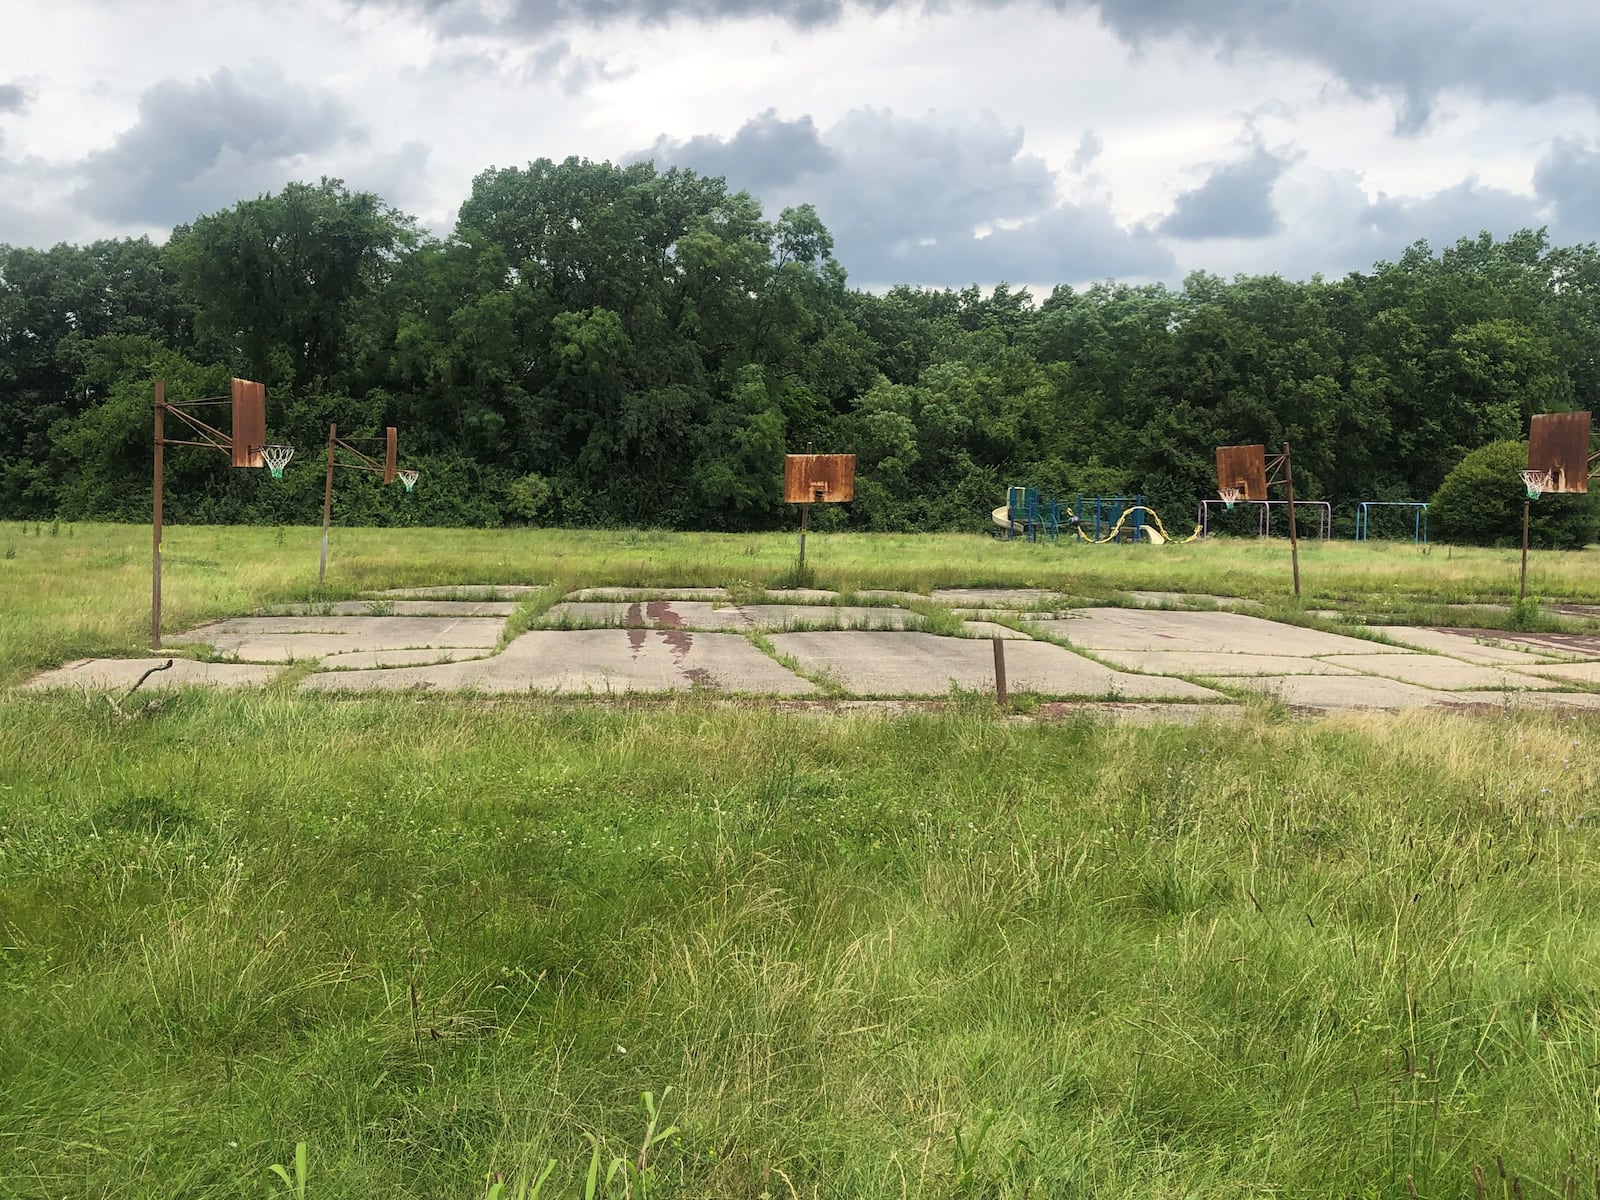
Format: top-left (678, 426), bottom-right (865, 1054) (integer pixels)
top-left (993, 637), bottom-right (1008, 706)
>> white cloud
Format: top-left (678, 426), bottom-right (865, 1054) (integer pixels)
top-left (0, 0), bottom-right (1593, 284)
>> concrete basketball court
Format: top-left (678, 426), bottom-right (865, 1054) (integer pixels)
top-left (18, 588), bottom-right (1600, 713)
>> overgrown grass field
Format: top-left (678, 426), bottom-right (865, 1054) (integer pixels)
top-left (3, 521), bottom-right (1598, 686)
top-left (3, 698), bottom-right (1599, 1197)
top-left (4, 525), bottom-right (1600, 1197)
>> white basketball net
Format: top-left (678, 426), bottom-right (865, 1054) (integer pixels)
top-left (1219, 486), bottom-right (1243, 509)
top-left (260, 444), bottom-right (295, 479)
top-left (397, 469), bottom-right (419, 493)
top-left (1521, 469), bottom-right (1551, 500)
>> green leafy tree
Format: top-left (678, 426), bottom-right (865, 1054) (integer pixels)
top-left (1429, 439), bottom-right (1598, 549)
top-left (168, 179), bottom-right (416, 390)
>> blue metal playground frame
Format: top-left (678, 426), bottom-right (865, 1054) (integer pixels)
top-left (1003, 486), bottom-right (1145, 542)
top-left (1354, 501), bottom-right (1428, 544)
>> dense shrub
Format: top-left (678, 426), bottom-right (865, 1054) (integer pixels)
top-left (1429, 440), bottom-right (1599, 548)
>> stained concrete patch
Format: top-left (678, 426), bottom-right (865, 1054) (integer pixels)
top-left (1369, 626), bottom-right (1562, 665)
top-left (1319, 654), bottom-right (1556, 691)
top-left (1091, 651), bottom-right (1360, 676)
top-left (566, 587), bottom-right (729, 601)
top-left (24, 658), bottom-right (281, 690)
top-left (268, 600), bottom-right (517, 617)
top-left (176, 615), bottom-right (506, 661)
top-left (1213, 675), bottom-right (1452, 710)
top-left (301, 629), bottom-right (815, 695)
top-left (1030, 610), bottom-right (1405, 657)
top-left (316, 648), bottom-right (494, 670)
top-left (931, 588), bottom-right (1071, 608)
top-left (769, 631), bottom-right (1222, 700)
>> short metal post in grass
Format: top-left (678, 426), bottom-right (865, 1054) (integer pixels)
top-left (993, 636), bottom-right (1008, 706)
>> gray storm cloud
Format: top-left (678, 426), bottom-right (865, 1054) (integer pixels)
top-left (638, 107), bottom-right (1175, 286)
top-left (358, 0), bottom-right (1600, 128)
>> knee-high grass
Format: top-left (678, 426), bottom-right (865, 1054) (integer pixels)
top-left (2, 695), bottom-right (1597, 1197)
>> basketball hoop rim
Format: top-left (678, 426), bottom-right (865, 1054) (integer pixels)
top-left (1520, 469), bottom-right (1551, 500)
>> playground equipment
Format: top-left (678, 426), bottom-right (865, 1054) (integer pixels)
top-left (1199, 498), bottom-right (1333, 539)
top-left (1354, 501), bottom-right (1428, 544)
top-left (993, 488), bottom-right (1198, 544)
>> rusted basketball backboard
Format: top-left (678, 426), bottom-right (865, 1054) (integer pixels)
top-left (785, 454), bottom-right (855, 503)
top-left (230, 378), bottom-right (266, 468)
top-left (384, 427), bottom-right (398, 485)
top-left (1216, 444), bottom-right (1268, 501)
top-left (1529, 411), bottom-right (1592, 493)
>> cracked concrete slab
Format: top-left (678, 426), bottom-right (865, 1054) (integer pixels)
top-left (1318, 653), bottom-right (1557, 691)
top-left (566, 587), bottom-right (729, 601)
top-left (740, 605), bottom-right (917, 630)
top-left (366, 585), bottom-right (546, 598)
top-left (759, 588), bottom-right (841, 602)
top-left (316, 648), bottom-right (495, 670)
top-left (1124, 591), bottom-right (1262, 610)
top-left (1030, 610), bottom-right (1406, 657)
top-left (960, 621), bottom-right (1034, 640)
top-left (1213, 674), bottom-right (1454, 709)
top-left (175, 615), bottom-right (506, 661)
top-left (1442, 691), bottom-right (1600, 712)
top-left (301, 629), bottom-right (815, 695)
top-left (542, 601), bottom-right (745, 630)
top-left (1091, 651), bottom-right (1361, 676)
top-left (856, 590), bottom-right (927, 603)
top-left (1469, 660), bottom-right (1600, 686)
top-left (1368, 626), bottom-right (1564, 664)
top-left (931, 588), bottom-right (1072, 608)
top-left (540, 601), bottom-right (919, 632)
top-left (266, 600), bottom-right (517, 617)
top-left (1437, 630), bottom-right (1600, 660)
top-left (24, 658), bottom-right (282, 690)
top-left (768, 631), bottom-right (1223, 700)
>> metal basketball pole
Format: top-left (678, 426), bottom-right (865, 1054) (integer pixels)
top-left (320, 422), bottom-right (337, 585)
top-left (1520, 500), bottom-right (1530, 601)
top-left (1282, 441), bottom-right (1301, 598)
top-left (152, 381), bottom-right (164, 650)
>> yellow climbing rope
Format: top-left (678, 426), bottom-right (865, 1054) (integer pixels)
top-left (1069, 505), bottom-right (1202, 545)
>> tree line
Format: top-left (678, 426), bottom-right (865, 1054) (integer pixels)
top-left (2, 160), bottom-right (1597, 541)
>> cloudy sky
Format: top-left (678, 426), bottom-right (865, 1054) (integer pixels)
top-left (2, 0), bottom-right (1597, 288)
